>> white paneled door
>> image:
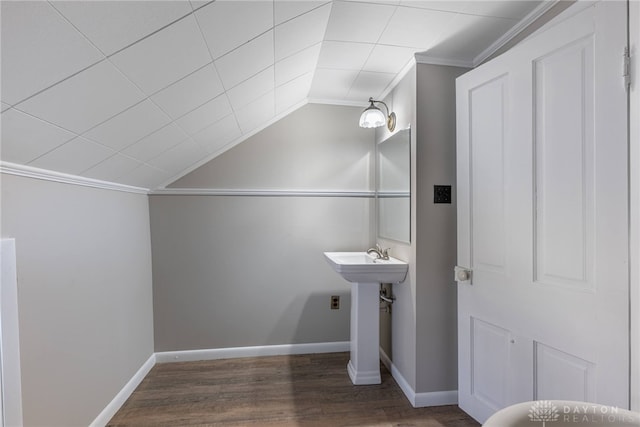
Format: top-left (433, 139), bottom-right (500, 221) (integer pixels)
top-left (456, 2), bottom-right (629, 423)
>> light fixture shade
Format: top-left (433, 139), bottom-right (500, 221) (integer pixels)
top-left (359, 104), bottom-right (386, 128)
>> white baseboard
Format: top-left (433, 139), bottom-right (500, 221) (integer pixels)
top-left (155, 341), bottom-right (350, 363)
top-left (89, 353), bottom-right (156, 427)
top-left (380, 347), bottom-right (392, 371)
top-left (414, 390), bottom-right (459, 407)
top-left (380, 348), bottom-right (458, 408)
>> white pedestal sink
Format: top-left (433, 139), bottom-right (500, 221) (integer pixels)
top-left (324, 252), bottom-right (408, 385)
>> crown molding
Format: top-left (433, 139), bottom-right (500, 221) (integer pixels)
top-left (413, 54), bottom-right (474, 69)
top-left (305, 98), bottom-right (364, 108)
top-left (414, 0), bottom-right (561, 69)
top-left (0, 162), bottom-right (149, 194)
top-left (473, 0), bottom-right (561, 66)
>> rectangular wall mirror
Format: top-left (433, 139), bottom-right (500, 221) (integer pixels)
top-left (377, 128), bottom-right (410, 243)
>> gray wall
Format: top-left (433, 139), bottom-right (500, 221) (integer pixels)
top-left (414, 63), bottom-right (468, 392)
top-left (171, 104), bottom-right (374, 191)
top-left (0, 174), bottom-right (154, 427)
top-left (375, 62), bottom-right (468, 396)
top-left (151, 103), bottom-right (375, 352)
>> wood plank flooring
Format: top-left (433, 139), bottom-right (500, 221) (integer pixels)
top-left (108, 352), bottom-right (480, 427)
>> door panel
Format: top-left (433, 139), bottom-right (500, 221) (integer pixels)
top-left (471, 318), bottom-right (511, 412)
top-left (456, 3), bottom-right (629, 423)
top-left (534, 36), bottom-right (595, 289)
top-left (534, 342), bottom-right (595, 401)
top-left (470, 76), bottom-right (508, 273)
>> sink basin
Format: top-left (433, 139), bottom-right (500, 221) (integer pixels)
top-left (324, 252), bottom-right (408, 283)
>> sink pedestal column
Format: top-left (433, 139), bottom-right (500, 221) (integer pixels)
top-left (347, 282), bottom-right (381, 385)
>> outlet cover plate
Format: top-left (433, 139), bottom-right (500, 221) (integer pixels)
top-left (330, 295), bottom-right (340, 309)
top-left (434, 185), bottom-right (452, 204)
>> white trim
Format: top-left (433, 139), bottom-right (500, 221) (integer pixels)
top-left (472, 0), bottom-right (560, 66)
top-left (379, 348), bottom-right (458, 408)
top-left (305, 98), bottom-right (364, 108)
top-left (0, 162), bottom-right (148, 194)
top-left (1, 239), bottom-right (23, 427)
top-left (149, 188), bottom-right (375, 197)
top-left (380, 347), bottom-right (392, 372)
top-left (414, 390), bottom-right (459, 407)
top-left (377, 191), bottom-right (410, 198)
top-left (414, 54), bottom-right (473, 69)
top-left (630, 0), bottom-right (639, 412)
top-left (89, 354), bottom-right (156, 427)
top-left (155, 341), bottom-right (350, 364)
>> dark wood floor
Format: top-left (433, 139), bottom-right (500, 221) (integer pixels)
top-left (109, 352), bottom-right (479, 426)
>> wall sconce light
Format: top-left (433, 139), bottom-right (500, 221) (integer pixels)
top-left (359, 97), bottom-right (396, 132)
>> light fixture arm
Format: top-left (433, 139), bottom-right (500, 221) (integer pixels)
top-left (367, 97), bottom-right (396, 132)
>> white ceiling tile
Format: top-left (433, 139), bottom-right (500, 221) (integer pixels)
top-left (148, 138), bottom-right (207, 173)
top-left (29, 136), bottom-right (114, 175)
top-left (347, 71), bottom-right (396, 100)
top-left (215, 31), bottom-right (274, 90)
top-left (81, 154), bottom-right (142, 182)
top-left (116, 163), bottom-right (168, 189)
top-left (176, 95), bottom-right (233, 136)
top-left (196, 1), bottom-right (273, 59)
top-left (123, 123), bottom-right (188, 162)
top-left (151, 64), bottom-right (224, 119)
top-left (425, 14), bottom-right (517, 61)
top-left (227, 67), bottom-right (275, 111)
top-left (275, 43), bottom-right (321, 86)
top-left (110, 15), bottom-right (211, 95)
top-left (235, 92), bottom-right (276, 134)
top-left (17, 60), bottom-right (145, 134)
top-left (193, 114), bottom-right (242, 154)
top-left (378, 6), bottom-right (457, 49)
top-left (83, 100), bottom-right (171, 151)
top-left (275, 3), bottom-right (332, 61)
top-left (52, 1), bottom-right (192, 56)
top-left (324, 2), bottom-right (396, 44)
top-left (0, 109), bottom-right (76, 164)
top-left (275, 1), bottom-right (331, 25)
top-left (276, 72), bottom-right (313, 114)
top-left (308, 68), bottom-right (359, 100)
top-left (363, 45), bottom-right (416, 74)
top-left (0, 1), bottom-right (104, 105)
top-left (400, 1), bottom-right (540, 20)
top-left (317, 41), bottom-right (375, 70)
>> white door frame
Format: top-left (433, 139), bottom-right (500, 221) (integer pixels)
top-left (630, 0), bottom-right (640, 413)
top-left (0, 239), bottom-right (23, 427)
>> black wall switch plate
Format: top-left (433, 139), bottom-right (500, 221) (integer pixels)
top-left (434, 185), bottom-right (452, 204)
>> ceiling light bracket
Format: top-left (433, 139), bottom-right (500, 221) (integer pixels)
top-left (359, 97), bottom-right (396, 132)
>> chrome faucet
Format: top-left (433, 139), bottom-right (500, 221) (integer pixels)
top-left (367, 244), bottom-right (389, 260)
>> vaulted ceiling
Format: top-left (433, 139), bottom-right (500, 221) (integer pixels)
top-left (1, 0), bottom-right (544, 190)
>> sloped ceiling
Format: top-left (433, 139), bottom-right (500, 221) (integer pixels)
top-left (1, 0), bottom-right (543, 190)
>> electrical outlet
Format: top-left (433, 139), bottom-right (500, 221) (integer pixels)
top-left (330, 295), bottom-right (340, 310)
